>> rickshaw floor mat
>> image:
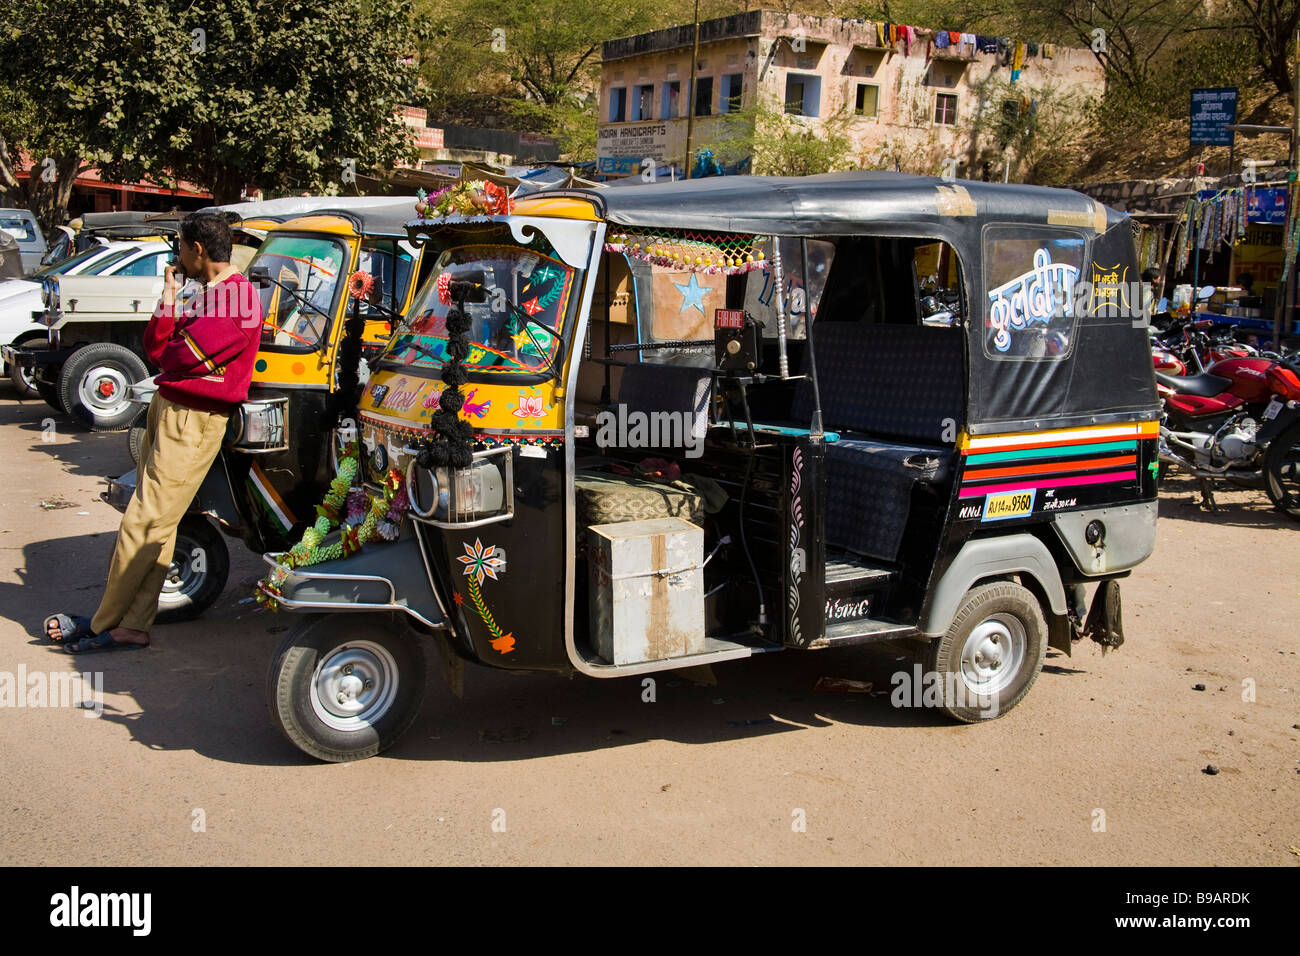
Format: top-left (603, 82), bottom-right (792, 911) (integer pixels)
top-left (575, 471), bottom-right (706, 537)
top-left (824, 437), bottom-right (952, 563)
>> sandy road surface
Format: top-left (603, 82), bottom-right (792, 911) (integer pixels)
top-left (0, 395), bottom-right (1295, 866)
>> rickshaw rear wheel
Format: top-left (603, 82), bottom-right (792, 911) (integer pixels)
top-left (924, 581), bottom-right (1047, 723)
top-left (267, 614), bottom-right (426, 762)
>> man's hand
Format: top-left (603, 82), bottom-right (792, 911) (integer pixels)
top-left (162, 263), bottom-right (183, 305)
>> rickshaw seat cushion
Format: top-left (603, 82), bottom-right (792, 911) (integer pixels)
top-left (575, 471), bottom-right (705, 544)
top-left (789, 322), bottom-right (964, 444)
top-left (824, 437), bottom-right (951, 561)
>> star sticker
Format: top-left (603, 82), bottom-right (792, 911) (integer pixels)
top-left (674, 273), bottom-right (709, 316)
top-left (522, 297), bottom-right (544, 316)
top-left (453, 591), bottom-right (464, 606)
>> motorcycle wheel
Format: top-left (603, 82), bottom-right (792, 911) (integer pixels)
top-left (1264, 422), bottom-right (1300, 520)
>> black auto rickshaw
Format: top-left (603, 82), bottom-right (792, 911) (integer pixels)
top-left (251, 173), bottom-right (1160, 761)
top-left (103, 202), bottom-right (434, 621)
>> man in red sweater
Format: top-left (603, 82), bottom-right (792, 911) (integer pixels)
top-left (45, 213), bottom-right (263, 652)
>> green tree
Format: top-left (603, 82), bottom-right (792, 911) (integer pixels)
top-left (0, 0), bottom-right (190, 234)
top-left (705, 95), bottom-right (856, 176)
top-left (164, 0), bottom-right (423, 202)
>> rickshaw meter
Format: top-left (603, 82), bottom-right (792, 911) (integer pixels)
top-left (715, 309), bottom-right (760, 373)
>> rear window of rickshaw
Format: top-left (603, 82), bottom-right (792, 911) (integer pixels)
top-left (982, 227), bottom-right (1087, 360)
top-left (383, 242), bottom-right (578, 376)
top-left (253, 234), bottom-right (349, 353)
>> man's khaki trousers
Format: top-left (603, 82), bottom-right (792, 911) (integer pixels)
top-left (91, 394), bottom-right (229, 634)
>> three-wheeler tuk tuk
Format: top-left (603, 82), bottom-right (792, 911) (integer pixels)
top-left (256, 172), bottom-right (1161, 761)
top-left (103, 202), bottom-right (434, 622)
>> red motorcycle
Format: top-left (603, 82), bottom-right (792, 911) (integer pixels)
top-left (1157, 355), bottom-right (1300, 516)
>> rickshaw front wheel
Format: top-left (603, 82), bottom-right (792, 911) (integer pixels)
top-left (267, 614), bottom-right (426, 762)
top-left (924, 581), bottom-right (1047, 723)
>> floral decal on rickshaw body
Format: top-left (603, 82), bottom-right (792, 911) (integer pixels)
top-left (508, 387), bottom-right (553, 426)
top-left (456, 538), bottom-right (514, 655)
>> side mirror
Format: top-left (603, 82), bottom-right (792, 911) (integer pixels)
top-left (248, 263), bottom-right (272, 286)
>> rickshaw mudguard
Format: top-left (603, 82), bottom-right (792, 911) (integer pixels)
top-left (260, 532), bottom-right (445, 630)
top-left (919, 533), bottom-right (1068, 638)
top-left (1048, 501), bottom-right (1158, 576)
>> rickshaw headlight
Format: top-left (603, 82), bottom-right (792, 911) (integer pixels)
top-left (406, 453), bottom-right (508, 524)
top-left (232, 397), bottom-right (289, 452)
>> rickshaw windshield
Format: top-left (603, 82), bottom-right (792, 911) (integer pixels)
top-left (380, 230), bottom-right (580, 377)
top-left (252, 233), bottom-right (348, 352)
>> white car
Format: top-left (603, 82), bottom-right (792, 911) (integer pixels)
top-left (2, 240), bottom-right (171, 396)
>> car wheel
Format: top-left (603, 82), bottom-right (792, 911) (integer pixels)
top-left (267, 614), bottom-right (426, 762)
top-left (154, 515), bottom-right (230, 624)
top-left (923, 581), bottom-right (1047, 722)
top-left (7, 335), bottom-right (46, 398)
top-left (57, 343), bottom-right (149, 432)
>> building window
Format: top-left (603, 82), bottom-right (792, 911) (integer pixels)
top-left (784, 73), bottom-right (821, 117)
top-left (720, 73), bottom-right (743, 113)
top-left (632, 83), bottom-right (654, 122)
top-left (855, 83), bottom-right (879, 117)
top-left (694, 76), bottom-right (713, 116)
top-left (934, 92), bottom-right (958, 126)
top-left (661, 80), bottom-right (680, 119)
top-left (609, 87), bottom-right (627, 123)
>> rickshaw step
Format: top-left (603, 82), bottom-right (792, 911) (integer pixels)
top-left (825, 555), bottom-right (896, 591)
top-left (810, 618), bottom-right (917, 648)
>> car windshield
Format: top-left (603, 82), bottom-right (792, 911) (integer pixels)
top-left (85, 247), bottom-right (148, 275)
top-left (0, 217), bottom-right (36, 242)
top-left (32, 246), bottom-right (108, 278)
top-left (252, 233), bottom-right (348, 351)
top-left (380, 235), bottom-right (579, 377)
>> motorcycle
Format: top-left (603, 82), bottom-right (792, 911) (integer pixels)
top-left (1156, 349), bottom-right (1300, 516)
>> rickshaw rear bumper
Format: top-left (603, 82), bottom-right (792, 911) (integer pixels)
top-left (259, 535), bottom-right (446, 631)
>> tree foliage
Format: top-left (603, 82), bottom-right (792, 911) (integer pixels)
top-left (705, 96), bottom-right (856, 176)
top-left (0, 0), bottom-right (191, 233)
top-left (0, 0), bottom-right (421, 230)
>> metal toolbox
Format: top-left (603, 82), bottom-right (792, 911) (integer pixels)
top-left (587, 517), bottom-right (706, 665)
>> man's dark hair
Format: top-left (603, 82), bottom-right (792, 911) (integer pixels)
top-left (180, 212), bottom-right (233, 262)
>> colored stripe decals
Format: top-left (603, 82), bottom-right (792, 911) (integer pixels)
top-left (958, 421), bottom-right (1155, 501)
top-left (963, 472), bottom-right (1139, 498)
top-left (247, 462), bottom-right (295, 533)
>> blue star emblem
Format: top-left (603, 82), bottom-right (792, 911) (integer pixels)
top-left (674, 273), bottom-right (710, 316)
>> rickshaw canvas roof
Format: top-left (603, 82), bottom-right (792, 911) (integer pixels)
top-left (582, 171), bottom-right (1120, 238)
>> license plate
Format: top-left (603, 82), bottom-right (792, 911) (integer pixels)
top-left (982, 489), bottom-right (1036, 521)
top-left (1263, 398), bottom-right (1283, 420)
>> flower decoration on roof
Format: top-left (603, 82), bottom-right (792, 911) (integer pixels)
top-left (417, 180), bottom-right (513, 219)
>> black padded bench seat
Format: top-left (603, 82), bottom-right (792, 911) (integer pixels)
top-left (790, 322), bottom-right (964, 562)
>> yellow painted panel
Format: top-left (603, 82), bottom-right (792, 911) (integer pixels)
top-left (510, 196), bottom-right (600, 221)
top-left (360, 369), bottom-right (564, 431)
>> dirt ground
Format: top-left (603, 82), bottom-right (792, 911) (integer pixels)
top-left (0, 392), bottom-right (1295, 866)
